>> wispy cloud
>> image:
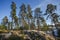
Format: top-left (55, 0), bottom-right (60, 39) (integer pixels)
top-left (32, 0), bottom-right (45, 10)
top-left (32, 0), bottom-right (60, 11)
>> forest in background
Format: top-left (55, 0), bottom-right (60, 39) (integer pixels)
top-left (0, 2), bottom-right (60, 31)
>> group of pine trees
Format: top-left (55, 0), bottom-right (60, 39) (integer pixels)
top-left (0, 2), bottom-right (60, 30)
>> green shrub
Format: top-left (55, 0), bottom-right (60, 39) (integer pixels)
top-left (0, 25), bottom-right (7, 30)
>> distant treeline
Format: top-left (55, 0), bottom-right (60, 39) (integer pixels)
top-left (0, 2), bottom-right (60, 30)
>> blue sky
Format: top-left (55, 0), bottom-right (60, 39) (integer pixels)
top-left (0, 0), bottom-right (60, 24)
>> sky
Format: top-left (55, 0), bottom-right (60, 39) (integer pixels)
top-left (0, 0), bottom-right (60, 24)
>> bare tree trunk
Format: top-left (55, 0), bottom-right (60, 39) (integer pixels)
top-left (28, 19), bottom-right (30, 30)
top-left (37, 19), bottom-right (40, 31)
top-left (11, 18), bottom-right (13, 30)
